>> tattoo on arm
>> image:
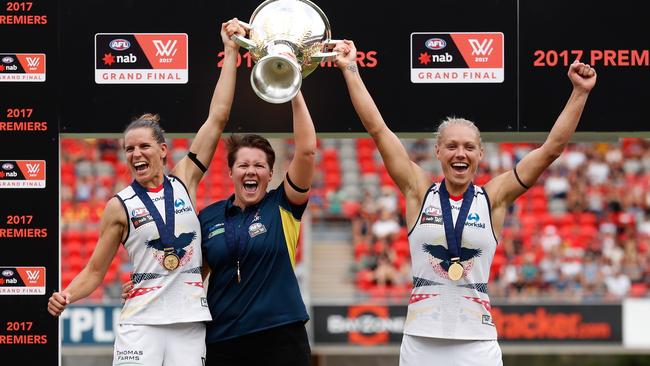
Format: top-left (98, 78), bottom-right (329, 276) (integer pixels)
top-left (346, 64), bottom-right (358, 73)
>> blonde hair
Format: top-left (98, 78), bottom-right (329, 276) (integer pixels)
top-left (434, 117), bottom-right (482, 147)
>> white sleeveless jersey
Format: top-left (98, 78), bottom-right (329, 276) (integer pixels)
top-left (115, 175), bottom-right (211, 325)
top-left (404, 182), bottom-right (498, 340)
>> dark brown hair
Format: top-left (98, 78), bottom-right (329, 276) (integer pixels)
top-left (226, 134), bottom-right (275, 169)
top-left (124, 113), bottom-right (167, 163)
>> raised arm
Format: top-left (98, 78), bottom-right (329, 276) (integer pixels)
top-left (484, 62), bottom-right (596, 230)
top-left (172, 19), bottom-right (244, 200)
top-left (47, 198), bottom-right (125, 316)
top-left (334, 40), bottom-right (430, 226)
top-left (284, 91), bottom-right (317, 204)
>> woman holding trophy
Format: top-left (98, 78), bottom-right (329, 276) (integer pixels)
top-left (333, 39), bottom-right (596, 365)
top-left (48, 19), bottom-right (244, 366)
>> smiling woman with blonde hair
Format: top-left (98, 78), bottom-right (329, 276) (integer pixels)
top-left (334, 39), bottom-right (596, 366)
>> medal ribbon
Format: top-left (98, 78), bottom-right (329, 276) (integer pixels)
top-left (438, 179), bottom-right (474, 260)
top-left (131, 176), bottom-right (175, 248)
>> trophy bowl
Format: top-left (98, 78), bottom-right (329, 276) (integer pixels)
top-left (233, 0), bottom-right (337, 104)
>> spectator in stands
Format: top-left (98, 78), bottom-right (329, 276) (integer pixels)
top-left (372, 208), bottom-right (401, 242)
top-left (605, 268), bottom-right (631, 299)
top-left (196, 89), bottom-right (316, 365)
top-left (335, 39), bottom-right (596, 365)
top-left (47, 19), bottom-right (244, 366)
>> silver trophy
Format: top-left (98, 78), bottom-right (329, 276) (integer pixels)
top-left (233, 0), bottom-right (337, 104)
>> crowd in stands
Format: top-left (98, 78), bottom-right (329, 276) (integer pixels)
top-left (60, 137), bottom-right (650, 302)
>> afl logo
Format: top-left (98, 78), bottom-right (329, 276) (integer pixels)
top-left (423, 206), bottom-right (442, 216)
top-left (132, 207), bottom-right (148, 217)
top-left (1, 163), bottom-right (14, 170)
top-left (109, 39), bottom-right (131, 51)
top-left (2, 270), bottom-right (14, 277)
top-left (1, 56), bottom-right (14, 64)
top-left (425, 38), bottom-right (446, 50)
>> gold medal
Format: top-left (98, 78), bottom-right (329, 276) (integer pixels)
top-left (448, 261), bottom-right (464, 281)
top-left (163, 248), bottom-right (180, 271)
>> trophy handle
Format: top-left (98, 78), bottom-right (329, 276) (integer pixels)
top-left (231, 20), bottom-right (256, 50)
top-left (310, 52), bottom-right (337, 63)
top-left (310, 40), bottom-right (342, 62)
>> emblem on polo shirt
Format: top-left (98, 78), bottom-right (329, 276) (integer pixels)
top-left (248, 222), bottom-right (267, 238)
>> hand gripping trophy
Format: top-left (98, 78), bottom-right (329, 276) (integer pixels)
top-left (233, 0), bottom-right (338, 103)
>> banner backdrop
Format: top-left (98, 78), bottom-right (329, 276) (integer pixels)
top-left (312, 304), bottom-right (623, 346)
top-left (0, 1), bottom-right (59, 365)
top-left (57, 0), bottom-right (647, 134)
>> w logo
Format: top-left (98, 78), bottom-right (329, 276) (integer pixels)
top-left (26, 163), bottom-right (40, 175)
top-left (153, 40), bottom-right (178, 57)
top-left (468, 39), bottom-right (494, 56)
top-left (26, 270), bottom-right (40, 282)
top-left (26, 56), bottom-right (40, 68)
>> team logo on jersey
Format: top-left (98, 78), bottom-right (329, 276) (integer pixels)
top-left (420, 205), bottom-right (443, 225)
top-left (422, 243), bottom-right (482, 281)
top-left (207, 223), bottom-right (225, 238)
top-left (146, 231), bottom-right (197, 268)
top-left (248, 222), bottom-right (267, 238)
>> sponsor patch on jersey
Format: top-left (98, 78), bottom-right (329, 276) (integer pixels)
top-left (207, 223), bottom-right (225, 238)
top-left (420, 206), bottom-right (443, 225)
top-left (131, 215), bottom-right (154, 229)
top-left (201, 297), bottom-right (208, 307)
top-left (482, 314), bottom-right (495, 326)
top-left (248, 222), bottom-right (267, 238)
top-left (465, 212), bottom-right (486, 229)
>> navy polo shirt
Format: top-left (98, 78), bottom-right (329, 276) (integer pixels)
top-left (199, 183), bottom-right (309, 343)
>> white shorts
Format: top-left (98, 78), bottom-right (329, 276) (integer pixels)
top-left (400, 334), bottom-right (502, 366)
top-left (114, 322), bottom-right (206, 366)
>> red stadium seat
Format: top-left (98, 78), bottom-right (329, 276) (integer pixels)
top-left (630, 283), bottom-right (648, 297)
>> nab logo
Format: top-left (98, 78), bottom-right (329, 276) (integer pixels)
top-left (174, 198), bottom-right (185, 208)
top-left (26, 269), bottom-right (40, 283)
top-left (110, 39), bottom-right (131, 51)
top-left (425, 38), bottom-right (446, 50)
top-left (153, 39), bottom-right (178, 57)
top-left (26, 162), bottom-right (40, 176)
top-left (468, 39), bottom-right (494, 56)
top-left (467, 213), bottom-right (480, 222)
top-left (26, 56), bottom-right (40, 69)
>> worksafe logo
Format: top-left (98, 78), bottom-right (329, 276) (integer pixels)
top-left (0, 160), bottom-right (46, 188)
top-left (0, 53), bottom-right (46, 82)
top-left (95, 33), bottom-right (188, 84)
top-left (411, 32), bottom-right (504, 83)
top-left (0, 267), bottom-right (46, 295)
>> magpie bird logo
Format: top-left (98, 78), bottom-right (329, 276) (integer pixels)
top-left (422, 243), bottom-right (482, 280)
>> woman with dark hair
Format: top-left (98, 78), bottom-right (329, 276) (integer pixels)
top-left (198, 89), bottom-right (316, 366)
top-left (334, 39), bottom-right (596, 366)
top-left (47, 19), bottom-right (245, 366)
